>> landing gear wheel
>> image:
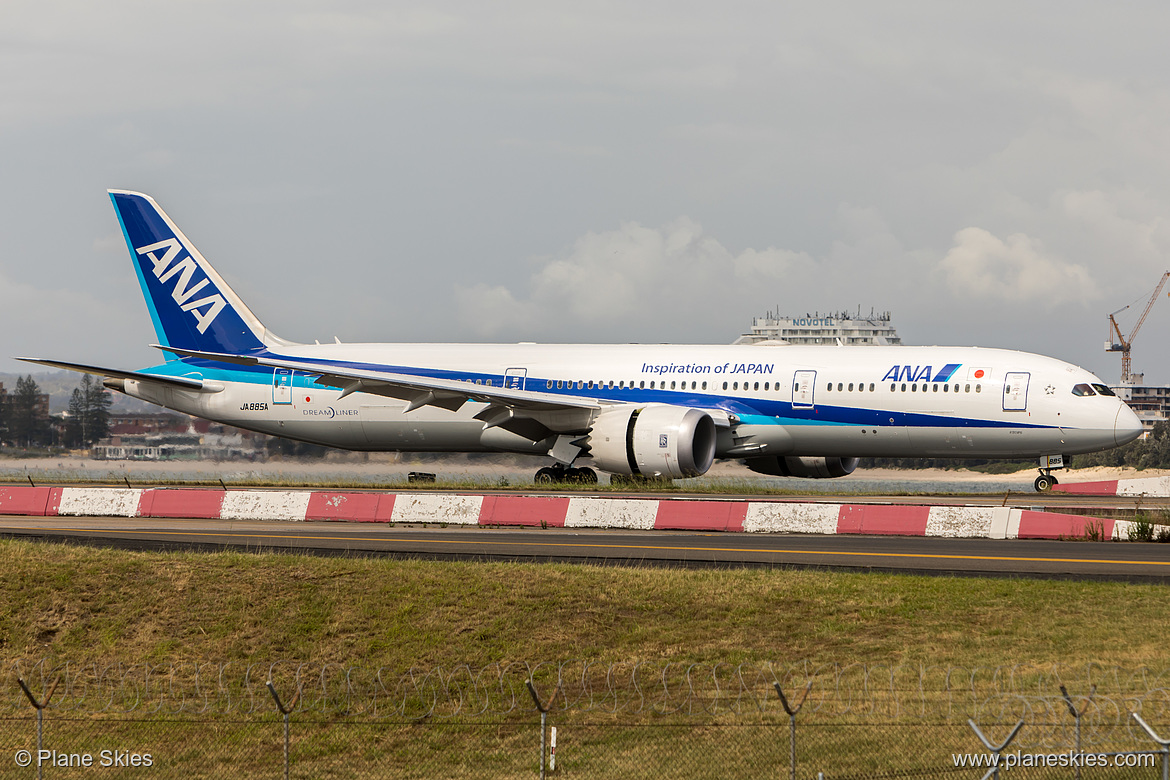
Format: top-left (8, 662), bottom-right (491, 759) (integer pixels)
top-left (568, 467), bottom-right (598, 484)
top-left (535, 467), bottom-right (558, 484)
top-left (1034, 474), bottom-right (1055, 492)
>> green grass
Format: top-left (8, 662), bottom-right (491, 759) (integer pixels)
top-left (2, 538), bottom-right (1168, 668)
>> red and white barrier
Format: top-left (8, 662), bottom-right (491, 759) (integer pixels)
top-left (1054, 476), bottom-right (1170, 497)
top-left (0, 485), bottom-right (1128, 541)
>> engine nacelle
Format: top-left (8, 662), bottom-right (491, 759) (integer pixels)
top-left (745, 455), bottom-right (860, 479)
top-left (584, 404), bottom-right (716, 479)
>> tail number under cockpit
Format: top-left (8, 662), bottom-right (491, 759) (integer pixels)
top-left (240, 402), bottom-right (269, 411)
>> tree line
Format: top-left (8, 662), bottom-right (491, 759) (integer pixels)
top-left (0, 374), bottom-right (111, 449)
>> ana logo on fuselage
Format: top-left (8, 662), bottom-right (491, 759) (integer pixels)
top-left (881, 364), bottom-right (962, 383)
top-left (135, 238), bottom-right (227, 334)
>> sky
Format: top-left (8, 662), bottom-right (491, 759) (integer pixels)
top-left (4, 1), bottom-right (1170, 383)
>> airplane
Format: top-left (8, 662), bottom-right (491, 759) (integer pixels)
top-left (20, 190), bottom-right (1144, 493)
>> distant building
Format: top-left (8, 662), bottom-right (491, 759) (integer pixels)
top-left (1111, 376), bottom-right (1170, 435)
top-left (734, 309), bottom-right (903, 346)
top-left (93, 413), bottom-right (269, 460)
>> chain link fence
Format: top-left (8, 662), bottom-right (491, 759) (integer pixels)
top-left (3, 660), bottom-right (1170, 778)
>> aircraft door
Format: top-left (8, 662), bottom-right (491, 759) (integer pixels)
top-left (504, 368), bottom-right (527, 391)
top-left (273, 368), bottom-right (293, 405)
top-left (792, 370), bottom-right (816, 408)
top-left (1003, 372), bottom-right (1030, 411)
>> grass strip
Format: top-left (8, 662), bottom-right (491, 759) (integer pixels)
top-left (1, 538), bottom-right (1166, 668)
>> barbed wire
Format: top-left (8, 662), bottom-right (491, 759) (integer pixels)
top-left (4, 659), bottom-right (1170, 746)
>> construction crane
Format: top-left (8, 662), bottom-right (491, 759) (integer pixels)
top-left (1106, 271), bottom-right (1170, 384)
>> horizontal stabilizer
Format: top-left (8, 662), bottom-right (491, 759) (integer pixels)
top-left (17, 357), bottom-right (219, 392)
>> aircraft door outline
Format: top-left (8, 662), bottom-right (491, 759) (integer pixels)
top-left (792, 370), bottom-right (816, 408)
top-left (504, 368), bottom-right (527, 391)
top-left (273, 368), bottom-right (293, 405)
top-left (1002, 371), bottom-right (1030, 411)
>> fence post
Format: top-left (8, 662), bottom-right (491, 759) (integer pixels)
top-left (774, 681), bottom-right (812, 780)
top-left (17, 676), bottom-right (60, 780)
top-left (267, 680), bottom-right (302, 780)
top-left (967, 718), bottom-right (1025, 780)
top-left (1059, 684), bottom-right (1095, 780)
top-left (526, 679), bottom-right (560, 780)
top-left (1131, 712), bottom-right (1170, 780)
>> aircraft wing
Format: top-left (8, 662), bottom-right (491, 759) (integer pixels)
top-left (153, 345), bottom-right (605, 436)
top-left (17, 357), bottom-right (218, 392)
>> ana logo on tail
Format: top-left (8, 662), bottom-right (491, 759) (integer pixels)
top-left (136, 238), bottom-right (227, 334)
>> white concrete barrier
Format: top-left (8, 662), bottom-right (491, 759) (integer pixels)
top-left (565, 498), bottom-right (658, 530)
top-left (221, 491), bottom-right (313, 521)
top-left (743, 503), bottom-right (841, 534)
top-left (390, 494), bottom-right (484, 525)
top-left (57, 488), bottom-right (142, 517)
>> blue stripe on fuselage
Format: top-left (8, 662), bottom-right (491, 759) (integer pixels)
top-left (141, 356), bottom-right (1054, 432)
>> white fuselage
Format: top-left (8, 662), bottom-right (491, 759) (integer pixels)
top-left (123, 343), bottom-right (1141, 461)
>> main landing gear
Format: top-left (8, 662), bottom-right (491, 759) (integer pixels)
top-left (1034, 454), bottom-right (1066, 492)
top-left (534, 464), bottom-right (598, 484)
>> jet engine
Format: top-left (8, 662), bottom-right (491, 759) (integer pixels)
top-left (584, 404), bottom-right (716, 479)
top-left (745, 455), bottom-right (860, 479)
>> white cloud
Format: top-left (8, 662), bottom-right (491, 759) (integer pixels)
top-left (453, 218), bottom-right (815, 339)
top-left (936, 227), bottom-right (1098, 306)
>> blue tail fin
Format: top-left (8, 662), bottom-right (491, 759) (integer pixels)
top-left (109, 190), bottom-right (286, 355)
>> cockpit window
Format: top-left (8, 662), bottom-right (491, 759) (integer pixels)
top-left (1091, 383), bottom-right (1116, 397)
top-left (1072, 383), bottom-right (1095, 397)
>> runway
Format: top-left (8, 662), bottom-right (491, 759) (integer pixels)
top-left (4, 515), bottom-right (1170, 582)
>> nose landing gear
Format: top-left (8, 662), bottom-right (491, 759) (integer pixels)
top-left (1034, 472), bottom-right (1059, 492)
top-left (1034, 453), bottom-right (1067, 492)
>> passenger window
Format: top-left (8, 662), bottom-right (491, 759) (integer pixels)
top-left (723, 382), bottom-right (728, 390)
top-left (702, 381), bottom-right (707, 390)
top-left (639, 381), bottom-right (644, 389)
top-left (932, 384), bottom-right (939, 392)
top-left (975, 384), bottom-right (982, 393)
top-left (965, 384), bottom-right (970, 393)
top-left (1091, 384), bottom-right (1116, 397)
top-left (837, 383), bottom-right (843, 391)
top-left (693, 381), bottom-right (698, 390)
top-left (826, 383), bottom-right (832, 392)
top-left (764, 382), bottom-right (769, 391)
top-left (848, 383), bottom-right (854, 391)
top-left (671, 381), bottom-right (677, 389)
top-left (754, 382), bottom-right (759, 391)
top-left (734, 382), bottom-right (739, 390)
top-left (912, 383), bottom-right (917, 392)
top-left (890, 383), bottom-right (896, 391)
top-left (547, 380), bottom-right (553, 389)
top-left (869, 383), bottom-right (874, 392)
top-left (901, 383), bottom-right (907, 392)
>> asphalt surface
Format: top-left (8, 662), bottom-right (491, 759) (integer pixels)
top-left (4, 515), bottom-right (1170, 582)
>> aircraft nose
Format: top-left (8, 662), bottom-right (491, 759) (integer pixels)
top-left (1115, 403), bottom-right (1144, 446)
